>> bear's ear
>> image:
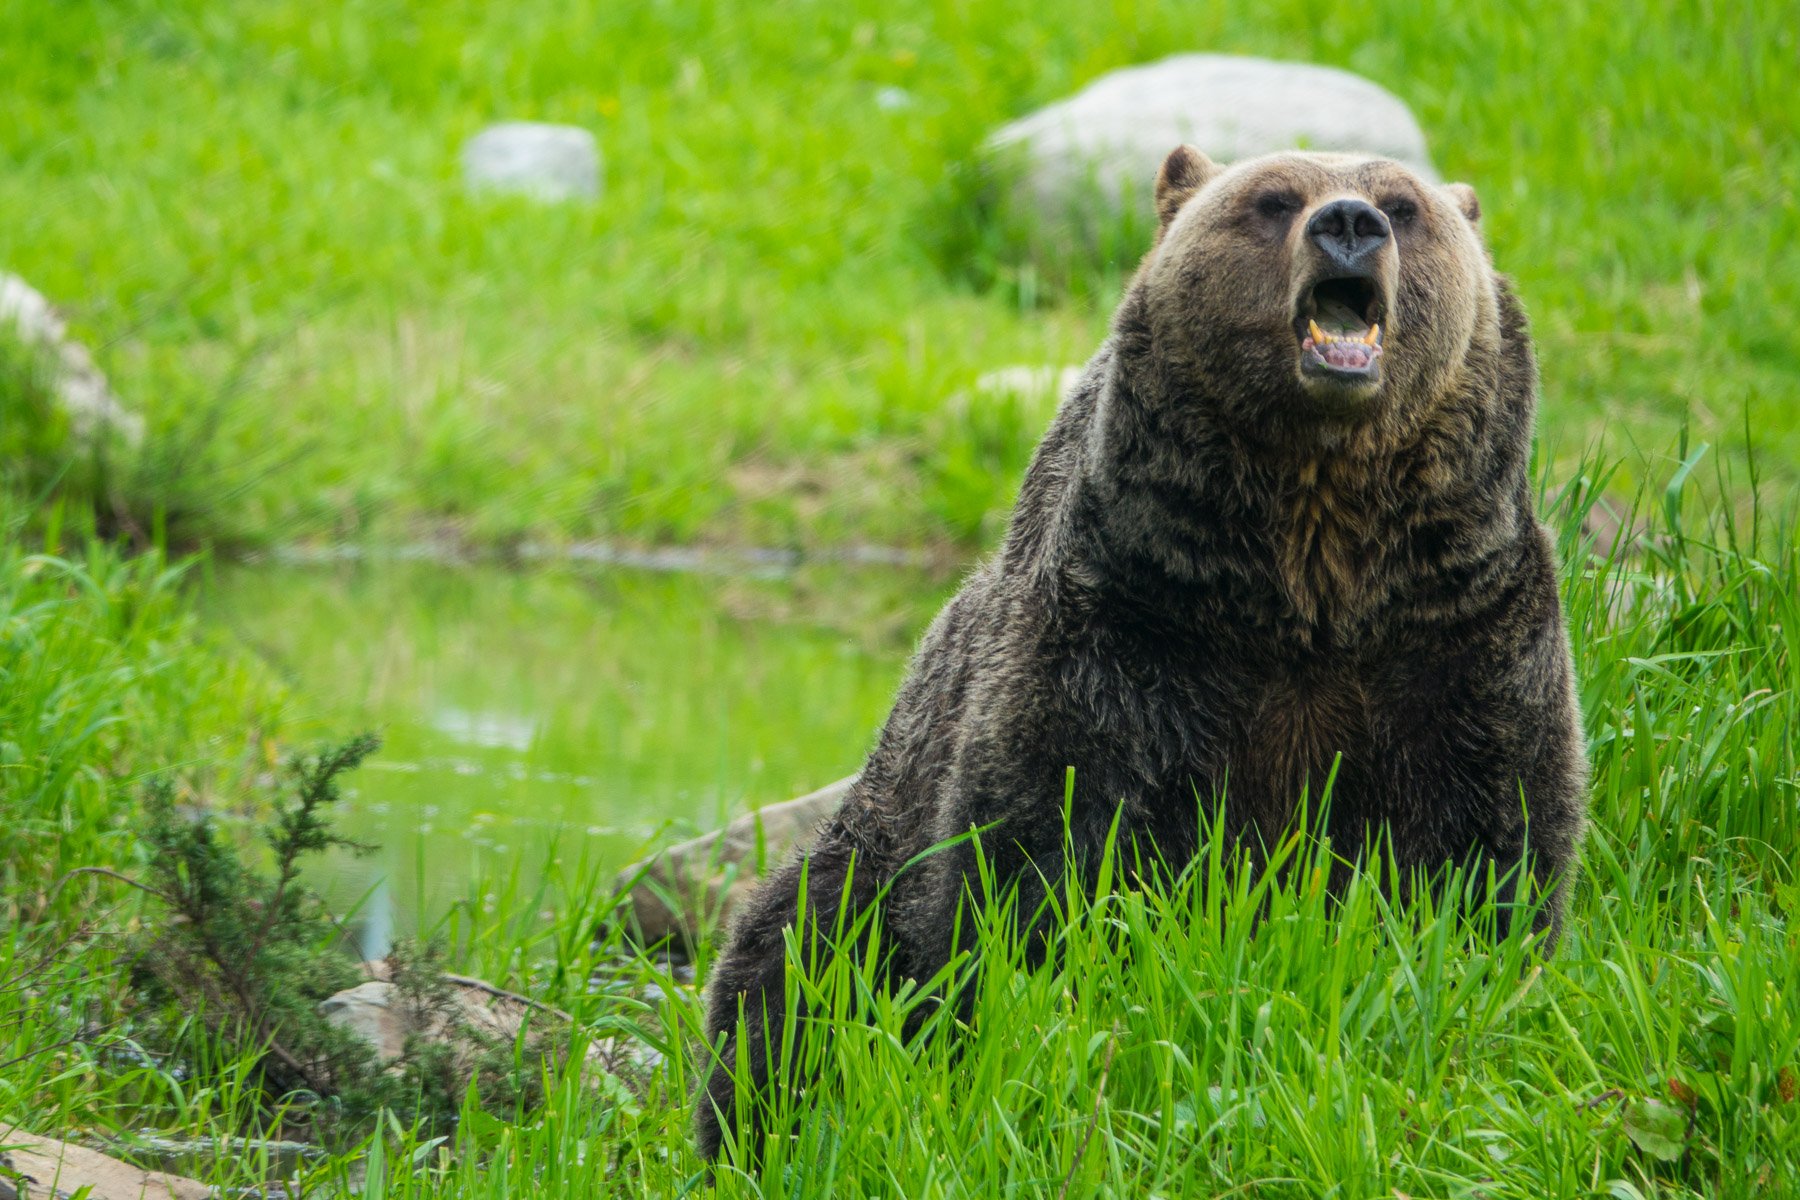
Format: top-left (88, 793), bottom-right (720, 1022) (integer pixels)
top-left (1443, 182), bottom-right (1481, 225)
top-left (1154, 144), bottom-right (1220, 230)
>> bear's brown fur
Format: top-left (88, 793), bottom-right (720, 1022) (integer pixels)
top-left (697, 147), bottom-right (1588, 1161)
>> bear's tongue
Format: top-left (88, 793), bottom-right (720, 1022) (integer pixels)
top-left (1303, 295), bottom-right (1381, 371)
top-left (1316, 294), bottom-right (1369, 336)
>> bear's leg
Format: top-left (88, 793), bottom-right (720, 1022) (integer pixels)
top-left (1462, 831), bottom-right (1577, 950)
top-left (695, 831), bottom-right (882, 1162)
top-left (898, 781), bottom-right (1142, 1017)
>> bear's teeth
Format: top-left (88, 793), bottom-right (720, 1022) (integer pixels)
top-left (1308, 318), bottom-right (1380, 347)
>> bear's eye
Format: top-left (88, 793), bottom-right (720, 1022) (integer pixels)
top-left (1254, 191), bottom-right (1301, 220)
top-left (1382, 197), bottom-right (1420, 225)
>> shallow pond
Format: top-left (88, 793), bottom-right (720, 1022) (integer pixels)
top-left (200, 558), bottom-right (953, 945)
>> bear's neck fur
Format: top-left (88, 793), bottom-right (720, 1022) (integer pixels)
top-left (1002, 280), bottom-right (1540, 650)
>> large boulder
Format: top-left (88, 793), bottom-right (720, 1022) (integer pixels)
top-left (988, 54), bottom-right (1438, 227)
top-left (614, 777), bottom-right (854, 952)
top-left (462, 122), bottom-right (602, 202)
top-left (0, 272), bottom-right (143, 444)
top-left (0, 1129), bottom-right (208, 1200)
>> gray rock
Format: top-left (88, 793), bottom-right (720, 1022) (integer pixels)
top-left (0, 1129), bottom-right (209, 1200)
top-left (318, 978), bottom-right (411, 1063)
top-left (614, 777), bottom-right (854, 951)
top-left (0, 272), bottom-right (143, 444)
top-left (972, 364), bottom-right (1085, 411)
top-left (873, 86), bottom-right (915, 112)
top-left (938, 365), bottom-right (1086, 449)
top-left (988, 54), bottom-right (1438, 225)
top-left (462, 122), bottom-right (601, 202)
top-left (319, 962), bottom-right (654, 1086)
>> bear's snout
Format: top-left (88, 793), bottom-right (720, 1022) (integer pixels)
top-left (1306, 198), bottom-right (1391, 273)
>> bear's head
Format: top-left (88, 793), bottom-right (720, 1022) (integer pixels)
top-left (1130, 145), bottom-right (1497, 450)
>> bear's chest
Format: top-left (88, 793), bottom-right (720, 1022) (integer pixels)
top-left (1227, 666), bottom-right (1377, 820)
top-left (1110, 641), bottom-right (1386, 833)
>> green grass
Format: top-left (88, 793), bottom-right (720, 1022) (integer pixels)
top-left (2, 1), bottom-right (1798, 1193)
top-left (1, 0), bottom-right (1795, 549)
top-left (0, 494), bottom-right (290, 1150)
top-left (2, 473), bottom-right (1797, 1196)
top-left (0, 515), bottom-right (284, 921)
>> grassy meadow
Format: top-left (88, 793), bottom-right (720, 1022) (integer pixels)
top-left (3, 0), bottom-right (1799, 1197)
top-left (2, 0), bottom-right (1796, 548)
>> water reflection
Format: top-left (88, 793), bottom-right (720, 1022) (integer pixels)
top-left (429, 706), bottom-right (539, 752)
top-left (201, 560), bottom-right (950, 932)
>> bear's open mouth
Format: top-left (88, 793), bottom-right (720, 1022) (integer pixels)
top-left (1296, 275), bottom-right (1384, 380)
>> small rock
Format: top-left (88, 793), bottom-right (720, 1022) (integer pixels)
top-left (0, 1128), bottom-right (209, 1200)
top-left (937, 365), bottom-right (1086, 447)
top-left (462, 122), bottom-right (601, 202)
top-left (319, 962), bottom-right (655, 1087)
top-left (614, 777), bottom-right (855, 952)
top-left (317, 979), bottom-right (411, 1063)
top-left (972, 364), bottom-right (1085, 411)
top-left (988, 54), bottom-right (1437, 226)
top-left (0, 272), bottom-right (143, 443)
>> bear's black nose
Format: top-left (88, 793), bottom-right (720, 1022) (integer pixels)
top-left (1306, 198), bottom-right (1391, 271)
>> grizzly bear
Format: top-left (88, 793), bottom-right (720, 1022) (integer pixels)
top-left (696, 146), bottom-right (1588, 1160)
